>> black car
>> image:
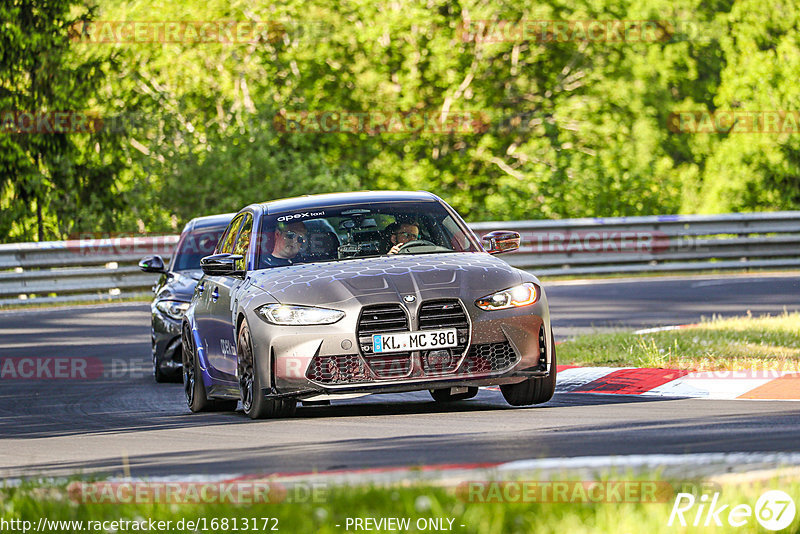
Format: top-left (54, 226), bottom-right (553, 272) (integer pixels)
top-left (139, 213), bottom-right (234, 382)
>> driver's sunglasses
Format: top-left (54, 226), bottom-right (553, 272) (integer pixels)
top-left (395, 231), bottom-right (419, 240)
top-left (282, 230), bottom-right (307, 245)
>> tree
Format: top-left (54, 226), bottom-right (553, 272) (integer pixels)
top-left (0, 0), bottom-right (127, 241)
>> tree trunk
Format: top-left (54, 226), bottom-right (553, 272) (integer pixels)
top-left (37, 196), bottom-right (43, 242)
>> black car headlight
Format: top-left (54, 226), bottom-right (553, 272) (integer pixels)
top-left (475, 282), bottom-right (539, 310)
top-left (257, 304), bottom-right (345, 325)
top-left (155, 300), bottom-right (191, 320)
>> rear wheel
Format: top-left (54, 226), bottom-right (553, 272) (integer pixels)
top-left (429, 386), bottom-right (478, 402)
top-left (182, 324), bottom-right (238, 412)
top-left (238, 322), bottom-right (296, 420)
top-left (500, 332), bottom-right (557, 406)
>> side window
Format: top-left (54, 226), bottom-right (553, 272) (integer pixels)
top-left (217, 215), bottom-right (244, 254)
top-left (232, 214), bottom-right (253, 270)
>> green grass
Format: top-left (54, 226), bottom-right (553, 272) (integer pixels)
top-left (2, 474), bottom-right (799, 533)
top-left (559, 311), bottom-right (800, 371)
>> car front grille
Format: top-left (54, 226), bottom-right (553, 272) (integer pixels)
top-left (306, 354), bottom-right (371, 384)
top-left (418, 299), bottom-right (469, 375)
top-left (418, 299), bottom-right (469, 329)
top-left (459, 342), bottom-right (518, 374)
top-left (357, 304), bottom-right (409, 336)
top-left (357, 304), bottom-right (412, 378)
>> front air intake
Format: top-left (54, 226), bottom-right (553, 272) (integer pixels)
top-left (459, 342), bottom-right (518, 374)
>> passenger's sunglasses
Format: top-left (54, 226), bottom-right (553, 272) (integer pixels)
top-left (281, 230), bottom-right (307, 245)
top-left (395, 231), bottom-right (419, 240)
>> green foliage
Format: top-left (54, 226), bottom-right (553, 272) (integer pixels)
top-left (558, 311), bottom-right (800, 370)
top-left (0, 0), bottom-right (134, 241)
top-left (2, 0), bottom-right (799, 241)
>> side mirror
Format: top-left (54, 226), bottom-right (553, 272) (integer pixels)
top-left (139, 255), bottom-right (167, 273)
top-left (200, 254), bottom-right (244, 277)
top-left (482, 231), bottom-right (521, 254)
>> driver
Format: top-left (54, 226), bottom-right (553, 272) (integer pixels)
top-left (386, 221), bottom-right (421, 255)
top-left (262, 221), bottom-right (308, 266)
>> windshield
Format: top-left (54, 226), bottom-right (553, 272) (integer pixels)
top-left (172, 228), bottom-right (226, 271)
top-left (255, 201), bottom-right (479, 269)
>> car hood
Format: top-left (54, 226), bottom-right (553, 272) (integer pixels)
top-left (247, 253), bottom-right (523, 306)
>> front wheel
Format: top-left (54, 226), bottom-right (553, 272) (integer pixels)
top-left (500, 332), bottom-right (557, 406)
top-left (237, 322), bottom-right (296, 420)
top-left (182, 324), bottom-right (238, 412)
top-left (154, 352), bottom-right (181, 384)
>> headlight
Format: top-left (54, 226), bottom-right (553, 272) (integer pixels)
top-left (257, 304), bottom-right (345, 325)
top-left (155, 300), bottom-right (191, 320)
top-left (475, 282), bottom-right (539, 310)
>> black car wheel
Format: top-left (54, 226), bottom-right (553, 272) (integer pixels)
top-left (182, 324), bottom-right (238, 412)
top-left (154, 352), bottom-right (181, 384)
top-left (237, 321), bottom-right (296, 420)
top-left (500, 332), bottom-right (557, 406)
top-left (429, 386), bottom-right (478, 402)
top-left (153, 353), bottom-right (169, 383)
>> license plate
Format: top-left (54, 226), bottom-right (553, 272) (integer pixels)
top-left (372, 329), bottom-right (457, 354)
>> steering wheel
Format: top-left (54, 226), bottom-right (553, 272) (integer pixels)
top-left (396, 239), bottom-right (437, 253)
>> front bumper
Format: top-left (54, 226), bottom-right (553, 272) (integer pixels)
top-left (151, 308), bottom-right (184, 367)
top-left (247, 296), bottom-right (553, 397)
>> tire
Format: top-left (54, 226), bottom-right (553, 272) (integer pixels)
top-left (153, 353), bottom-right (170, 383)
top-left (237, 321), bottom-right (296, 420)
top-left (500, 331), bottom-right (557, 406)
top-left (153, 352), bottom-right (181, 383)
top-left (429, 386), bottom-right (478, 402)
top-left (182, 324), bottom-right (238, 412)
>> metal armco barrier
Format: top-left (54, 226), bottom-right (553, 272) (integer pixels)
top-left (1, 211), bottom-right (799, 306)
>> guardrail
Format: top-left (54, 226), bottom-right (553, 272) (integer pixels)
top-left (1, 211), bottom-right (799, 306)
top-left (0, 236), bottom-right (178, 306)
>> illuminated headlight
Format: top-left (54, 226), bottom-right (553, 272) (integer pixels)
top-left (257, 304), bottom-right (345, 325)
top-left (475, 282), bottom-right (539, 310)
top-left (155, 300), bottom-right (191, 320)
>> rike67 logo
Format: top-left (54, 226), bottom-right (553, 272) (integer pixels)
top-left (669, 490), bottom-right (796, 531)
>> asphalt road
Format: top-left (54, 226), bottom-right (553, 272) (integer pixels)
top-left (0, 273), bottom-right (798, 479)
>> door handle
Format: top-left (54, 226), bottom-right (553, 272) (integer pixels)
top-left (211, 287), bottom-right (219, 302)
top-left (197, 282), bottom-right (205, 293)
